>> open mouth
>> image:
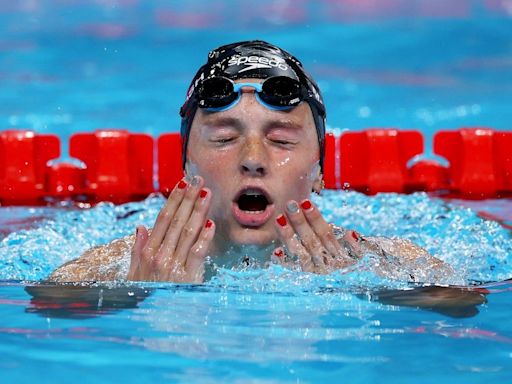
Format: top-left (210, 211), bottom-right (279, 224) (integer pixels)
top-left (232, 187), bottom-right (275, 227)
top-left (237, 190), bottom-right (270, 213)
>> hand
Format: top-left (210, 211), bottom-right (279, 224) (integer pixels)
top-left (128, 176), bottom-right (215, 283)
top-left (273, 199), bottom-right (361, 274)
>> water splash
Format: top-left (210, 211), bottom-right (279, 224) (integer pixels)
top-left (0, 191), bottom-right (510, 286)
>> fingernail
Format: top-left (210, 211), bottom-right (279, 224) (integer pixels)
top-left (276, 214), bottom-right (287, 227)
top-left (286, 201), bottom-right (299, 214)
top-left (178, 180), bottom-right (187, 189)
top-left (300, 200), bottom-right (312, 211)
top-left (205, 219), bottom-right (213, 229)
top-left (274, 249), bottom-right (284, 258)
top-left (351, 231), bottom-right (361, 242)
top-left (191, 176), bottom-right (200, 186)
top-left (199, 189), bottom-right (208, 198)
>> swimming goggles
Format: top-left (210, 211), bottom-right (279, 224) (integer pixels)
top-left (196, 76), bottom-right (306, 112)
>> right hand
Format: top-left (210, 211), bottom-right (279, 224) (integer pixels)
top-left (128, 176), bottom-right (215, 283)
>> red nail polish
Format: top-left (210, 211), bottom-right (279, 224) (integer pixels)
top-left (276, 215), bottom-right (287, 227)
top-left (199, 189), bottom-right (208, 198)
top-left (274, 249), bottom-right (284, 257)
top-left (178, 180), bottom-right (187, 189)
top-left (300, 200), bottom-right (312, 210)
top-left (205, 219), bottom-right (213, 229)
top-left (351, 231), bottom-right (360, 241)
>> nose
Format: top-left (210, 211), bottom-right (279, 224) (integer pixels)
top-left (240, 137), bottom-right (268, 177)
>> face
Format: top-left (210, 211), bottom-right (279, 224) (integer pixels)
top-left (186, 80), bottom-right (322, 250)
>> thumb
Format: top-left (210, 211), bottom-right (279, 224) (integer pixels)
top-left (134, 225), bottom-right (149, 250)
top-left (128, 225), bottom-right (149, 278)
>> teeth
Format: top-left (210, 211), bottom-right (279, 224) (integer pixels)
top-left (244, 190), bottom-right (263, 196)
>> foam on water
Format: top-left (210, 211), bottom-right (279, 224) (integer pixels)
top-left (0, 191), bottom-right (510, 286)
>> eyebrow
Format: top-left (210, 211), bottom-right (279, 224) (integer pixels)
top-left (264, 119), bottom-right (303, 131)
top-left (202, 115), bottom-right (304, 132)
top-left (200, 114), bottom-right (304, 131)
top-left (202, 116), bottom-right (244, 130)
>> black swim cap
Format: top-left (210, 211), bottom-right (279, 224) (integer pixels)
top-left (179, 40), bottom-right (326, 171)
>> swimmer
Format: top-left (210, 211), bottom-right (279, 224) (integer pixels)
top-left (49, 41), bottom-right (457, 284)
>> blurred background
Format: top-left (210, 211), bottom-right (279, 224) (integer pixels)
top-left (0, 0), bottom-right (511, 153)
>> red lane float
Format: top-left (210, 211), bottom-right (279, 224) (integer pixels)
top-left (323, 133), bottom-right (337, 189)
top-left (434, 128), bottom-right (512, 198)
top-left (46, 163), bottom-right (87, 199)
top-left (70, 130), bottom-right (153, 203)
top-left (157, 133), bottom-right (184, 194)
top-left (339, 129), bottom-right (423, 194)
top-left (408, 159), bottom-right (449, 193)
top-left (0, 130), bottom-right (59, 204)
top-left (1, 127), bottom-right (512, 205)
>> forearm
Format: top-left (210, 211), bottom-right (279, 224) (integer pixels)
top-left (48, 235), bottom-right (134, 282)
top-left (359, 235), bottom-right (459, 284)
top-left (331, 225), bottom-right (460, 284)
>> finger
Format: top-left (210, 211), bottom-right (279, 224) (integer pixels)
top-left (157, 176), bottom-right (204, 263)
top-left (299, 201), bottom-right (361, 269)
top-left (335, 230), bottom-right (363, 266)
top-left (300, 199), bottom-right (347, 258)
top-left (173, 188), bottom-right (212, 268)
top-left (271, 247), bottom-right (287, 266)
top-left (275, 214), bottom-right (317, 273)
top-left (145, 178), bottom-right (189, 253)
top-left (184, 219), bottom-right (216, 283)
top-left (344, 230), bottom-right (363, 254)
top-left (284, 200), bottom-right (331, 267)
top-left (128, 225), bottom-right (149, 280)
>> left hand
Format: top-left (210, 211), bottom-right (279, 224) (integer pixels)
top-left (273, 199), bottom-right (361, 274)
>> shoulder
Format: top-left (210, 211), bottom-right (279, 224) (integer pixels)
top-left (48, 235), bottom-right (135, 282)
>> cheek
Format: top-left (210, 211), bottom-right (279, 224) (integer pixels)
top-left (189, 140), bottom-right (232, 171)
top-left (195, 150), bottom-right (234, 175)
top-left (188, 150), bottom-right (236, 197)
top-left (274, 152), bottom-right (320, 197)
top-left (276, 162), bottom-right (317, 196)
top-left (274, 148), bottom-right (318, 176)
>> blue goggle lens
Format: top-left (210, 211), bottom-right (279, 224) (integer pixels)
top-left (197, 76), bottom-right (303, 112)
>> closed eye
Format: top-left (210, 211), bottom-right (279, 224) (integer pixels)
top-left (269, 138), bottom-right (297, 146)
top-left (272, 139), bottom-right (292, 145)
top-left (211, 137), bottom-right (236, 144)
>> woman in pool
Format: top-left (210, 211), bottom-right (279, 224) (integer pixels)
top-left (49, 41), bottom-right (455, 284)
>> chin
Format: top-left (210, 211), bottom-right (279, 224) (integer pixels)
top-left (228, 226), bottom-right (277, 247)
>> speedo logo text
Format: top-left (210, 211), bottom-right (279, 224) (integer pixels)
top-left (228, 55), bottom-right (288, 73)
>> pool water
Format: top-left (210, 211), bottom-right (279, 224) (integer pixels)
top-left (1, 192), bottom-right (512, 383)
top-left (1, 279), bottom-right (511, 384)
top-left (1, 1), bottom-right (512, 383)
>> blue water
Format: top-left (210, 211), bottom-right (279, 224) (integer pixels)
top-left (1, 1), bottom-right (512, 383)
top-left (2, 1), bottom-right (512, 150)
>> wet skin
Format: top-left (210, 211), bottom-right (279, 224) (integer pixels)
top-left (49, 83), bottom-right (451, 284)
top-left (127, 82), bottom-right (358, 282)
top-left (187, 85), bottom-right (322, 248)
